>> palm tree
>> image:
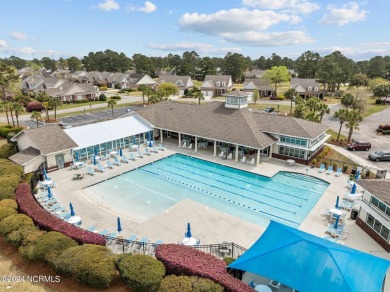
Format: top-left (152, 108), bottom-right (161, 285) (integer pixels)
top-left (334, 108), bottom-right (349, 141)
top-left (345, 110), bottom-right (363, 143)
top-left (42, 101), bottom-right (50, 120)
top-left (8, 102), bottom-right (16, 126)
top-left (107, 99), bottom-right (117, 117)
top-left (138, 84), bottom-right (147, 104)
top-left (11, 102), bottom-right (25, 127)
top-left (48, 97), bottom-right (62, 120)
top-left (284, 88), bottom-right (297, 115)
top-left (317, 103), bottom-right (330, 123)
top-left (0, 100), bottom-right (11, 126)
top-left (31, 111), bottom-right (41, 128)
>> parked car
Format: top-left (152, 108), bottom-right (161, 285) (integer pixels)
top-left (263, 107), bottom-right (275, 113)
top-left (377, 124), bottom-right (390, 134)
top-left (58, 121), bottom-right (72, 129)
top-left (368, 150), bottom-right (390, 162)
top-left (346, 141), bottom-right (371, 151)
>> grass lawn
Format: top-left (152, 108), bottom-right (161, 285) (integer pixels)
top-left (0, 137), bottom-right (8, 146)
top-left (233, 83), bottom-right (244, 89)
top-left (126, 91), bottom-right (142, 96)
top-left (193, 80), bottom-right (202, 88)
top-left (56, 100), bottom-right (107, 110)
top-left (326, 129), bottom-right (347, 142)
top-left (249, 103), bottom-right (293, 115)
top-left (363, 98), bottom-right (390, 118)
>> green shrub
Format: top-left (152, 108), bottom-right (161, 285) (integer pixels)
top-left (118, 254), bottom-right (165, 292)
top-left (223, 257), bottom-right (235, 266)
top-left (0, 143), bottom-right (17, 158)
top-left (19, 229), bottom-right (46, 259)
top-left (343, 166), bottom-right (348, 173)
top-left (26, 231), bottom-right (78, 266)
top-left (158, 275), bottom-right (223, 292)
top-left (5, 225), bottom-right (40, 247)
top-left (111, 95), bottom-right (121, 100)
top-left (0, 213), bottom-right (34, 237)
top-left (99, 86), bottom-right (108, 91)
top-left (23, 173), bottom-right (34, 184)
top-left (0, 199), bottom-right (18, 209)
top-left (0, 206), bottom-right (17, 221)
top-left (0, 126), bottom-right (23, 138)
top-left (55, 244), bottom-right (115, 288)
top-left (99, 94), bottom-right (107, 101)
top-left (73, 99), bottom-right (89, 104)
top-left (0, 186), bottom-right (16, 200)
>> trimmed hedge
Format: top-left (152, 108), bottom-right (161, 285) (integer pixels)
top-left (117, 254), bottom-right (165, 292)
top-left (0, 206), bottom-right (18, 221)
top-left (0, 213), bottom-right (34, 237)
top-left (158, 275), bottom-right (223, 292)
top-left (26, 101), bottom-right (43, 112)
top-left (0, 126), bottom-right (23, 138)
top-left (0, 199), bottom-right (18, 209)
top-left (55, 244), bottom-right (115, 288)
top-left (0, 143), bottom-right (17, 158)
top-left (155, 244), bottom-right (252, 292)
top-left (5, 225), bottom-right (42, 247)
top-left (24, 231), bottom-right (78, 267)
top-left (15, 183), bottom-right (106, 245)
top-left (99, 94), bottom-right (107, 101)
top-left (0, 159), bottom-right (23, 200)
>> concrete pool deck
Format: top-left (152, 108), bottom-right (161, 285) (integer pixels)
top-left (45, 142), bottom-right (390, 288)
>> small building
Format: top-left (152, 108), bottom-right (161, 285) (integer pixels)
top-left (222, 90), bottom-right (250, 109)
top-left (200, 75), bottom-right (233, 97)
top-left (355, 179), bottom-right (390, 252)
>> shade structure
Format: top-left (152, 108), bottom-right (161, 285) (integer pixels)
top-left (69, 202), bottom-right (75, 217)
top-left (117, 217), bottom-right (122, 233)
top-left (47, 186), bottom-right (52, 199)
top-left (334, 215), bottom-right (340, 229)
top-left (355, 170), bottom-right (360, 180)
top-left (93, 155), bottom-right (97, 165)
top-left (119, 148), bottom-right (123, 157)
top-left (335, 195), bottom-right (340, 209)
top-left (186, 223), bottom-right (192, 238)
top-left (229, 221), bottom-right (390, 292)
top-left (43, 169), bottom-right (49, 180)
top-left (351, 183), bottom-right (357, 194)
top-left (94, 146), bottom-right (98, 156)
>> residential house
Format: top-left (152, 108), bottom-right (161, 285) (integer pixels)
top-left (21, 74), bottom-right (45, 94)
top-left (158, 75), bottom-right (193, 95)
top-left (355, 179), bottom-right (390, 252)
top-left (245, 69), bottom-right (266, 79)
top-left (126, 73), bottom-right (157, 90)
top-left (45, 83), bottom-right (98, 102)
top-left (242, 78), bottom-right (273, 98)
top-left (290, 78), bottom-right (323, 99)
top-left (200, 75), bottom-right (233, 97)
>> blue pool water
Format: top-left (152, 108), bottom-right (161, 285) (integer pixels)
top-left (86, 154), bottom-right (329, 227)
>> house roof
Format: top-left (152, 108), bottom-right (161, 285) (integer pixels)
top-left (245, 69), bottom-right (266, 78)
top-left (13, 125), bottom-right (77, 155)
top-left (222, 90), bottom-right (250, 97)
top-left (290, 78), bottom-right (319, 91)
top-left (201, 75), bottom-right (232, 89)
top-left (356, 179), bottom-right (390, 204)
top-left (243, 78), bottom-right (272, 91)
top-left (9, 147), bottom-right (41, 166)
top-left (159, 75), bottom-right (192, 89)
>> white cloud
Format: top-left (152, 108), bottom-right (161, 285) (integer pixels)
top-left (8, 47), bottom-right (36, 55)
top-left (242, 0), bottom-right (320, 14)
top-left (97, 0), bottom-right (119, 11)
top-left (148, 42), bottom-right (241, 55)
top-left (179, 8), bottom-right (292, 35)
top-left (0, 39), bottom-right (8, 48)
top-left (128, 1), bottom-right (156, 14)
top-left (224, 31), bottom-right (315, 46)
top-left (319, 2), bottom-right (367, 26)
top-left (10, 31), bottom-right (29, 41)
top-left (315, 42), bottom-right (390, 60)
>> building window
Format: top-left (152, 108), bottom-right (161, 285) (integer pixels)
top-left (227, 97), bottom-right (238, 104)
top-left (278, 145), bottom-right (305, 159)
top-left (366, 214), bottom-right (390, 241)
top-left (280, 136), bottom-right (307, 147)
top-left (370, 196), bottom-right (390, 219)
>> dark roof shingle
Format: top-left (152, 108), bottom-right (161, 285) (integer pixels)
top-left (356, 179), bottom-right (390, 204)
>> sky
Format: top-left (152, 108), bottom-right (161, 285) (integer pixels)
top-left (0, 0), bottom-right (389, 61)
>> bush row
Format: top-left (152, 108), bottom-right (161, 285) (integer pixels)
top-left (26, 101), bottom-right (43, 112)
top-left (0, 159), bottom-right (23, 200)
top-left (158, 275), bottom-right (223, 292)
top-left (155, 244), bottom-right (252, 292)
top-left (15, 183), bottom-right (106, 245)
top-left (0, 143), bottom-right (17, 159)
top-left (0, 125), bottom-right (23, 138)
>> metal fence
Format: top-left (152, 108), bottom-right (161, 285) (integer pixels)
top-left (29, 162), bottom-right (47, 191)
top-left (107, 237), bottom-right (247, 259)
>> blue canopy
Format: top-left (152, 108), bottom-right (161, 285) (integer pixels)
top-left (186, 223), bottom-right (192, 238)
top-left (228, 221), bottom-right (390, 292)
top-left (70, 202), bottom-right (75, 217)
top-left (148, 132), bottom-right (153, 147)
top-left (94, 146), bottom-right (98, 156)
top-left (117, 217), bottom-right (122, 233)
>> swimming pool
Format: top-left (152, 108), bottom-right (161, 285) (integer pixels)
top-left (86, 154), bottom-right (329, 227)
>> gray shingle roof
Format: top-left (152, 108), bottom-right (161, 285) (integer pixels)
top-left (356, 179), bottom-right (390, 205)
top-left (159, 75), bottom-right (191, 89)
top-left (15, 125), bottom-right (78, 155)
top-left (290, 78), bottom-right (319, 91)
top-left (243, 78), bottom-right (272, 91)
top-left (9, 147), bottom-right (41, 165)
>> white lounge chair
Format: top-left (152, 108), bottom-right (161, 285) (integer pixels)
top-left (137, 150), bottom-right (144, 158)
top-left (151, 146), bottom-right (159, 153)
top-left (318, 163), bottom-right (325, 173)
top-left (121, 155), bottom-right (130, 163)
top-left (113, 156), bottom-right (122, 166)
top-left (226, 153), bottom-right (232, 160)
top-left (106, 160), bottom-right (115, 169)
top-left (187, 143), bottom-right (193, 150)
top-left (240, 156), bottom-right (247, 164)
top-left (335, 167), bottom-right (343, 177)
top-left (218, 151), bottom-right (225, 158)
top-left (129, 153), bottom-right (138, 161)
top-left (246, 158), bottom-right (255, 166)
top-left (326, 165), bottom-right (334, 175)
top-left (144, 148), bottom-right (151, 156)
top-left (343, 192), bottom-right (362, 201)
top-left (86, 167), bottom-right (96, 176)
top-left (158, 144), bottom-right (166, 151)
top-left (96, 163), bottom-right (106, 172)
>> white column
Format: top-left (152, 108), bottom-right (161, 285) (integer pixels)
top-left (178, 133), bottom-right (181, 147)
top-left (213, 140), bottom-right (217, 156)
top-left (195, 137), bottom-right (198, 152)
top-left (235, 144), bottom-right (239, 162)
top-left (257, 149), bottom-right (261, 166)
top-left (160, 129), bottom-right (163, 143)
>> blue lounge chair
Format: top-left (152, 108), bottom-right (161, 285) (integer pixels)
top-left (107, 232), bottom-right (118, 240)
top-left (99, 229), bottom-right (110, 237)
top-left (126, 234), bottom-right (138, 242)
top-left (129, 153), bottom-right (137, 161)
top-left (137, 150), bottom-right (144, 158)
top-left (144, 148), bottom-right (151, 156)
top-left (335, 167), bottom-right (343, 177)
top-left (326, 165), bottom-right (334, 175)
top-left (318, 163), bottom-right (325, 173)
top-left (58, 212), bottom-right (71, 220)
top-left (113, 156), bottom-right (122, 166)
top-left (158, 143), bottom-right (166, 151)
top-left (52, 206), bottom-right (65, 213)
top-left (86, 167), bottom-right (96, 175)
top-left (87, 225), bottom-right (97, 232)
top-left (121, 155), bottom-right (130, 163)
top-left (96, 163), bottom-right (106, 172)
top-left (106, 160), bottom-right (115, 169)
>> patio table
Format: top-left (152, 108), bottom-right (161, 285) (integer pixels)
top-left (131, 145), bottom-right (139, 151)
top-left (255, 285), bottom-right (272, 292)
top-left (287, 159), bottom-right (295, 166)
top-left (67, 216), bottom-right (82, 225)
top-left (73, 162), bottom-right (84, 169)
top-left (182, 237), bottom-right (197, 246)
top-left (330, 208), bottom-right (344, 216)
top-left (41, 180), bottom-right (53, 186)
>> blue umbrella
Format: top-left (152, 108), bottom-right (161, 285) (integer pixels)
top-left (75, 151), bottom-right (79, 162)
top-left (47, 186), bottom-right (52, 199)
top-left (117, 217), bottom-right (122, 234)
top-left (335, 195), bottom-right (340, 209)
top-left (70, 202), bottom-right (75, 217)
top-left (93, 155), bottom-right (97, 165)
top-left (351, 183), bottom-right (357, 194)
top-left (43, 169), bottom-right (49, 180)
top-left (94, 146), bottom-right (98, 156)
top-left (355, 170), bottom-right (360, 180)
top-left (133, 136), bottom-right (136, 145)
top-left (334, 215), bottom-right (340, 229)
top-left (186, 223), bottom-right (192, 238)
top-left (119, 148), bottom-right (123, 157)
top-left (148, 132), bottom-right (153, 147)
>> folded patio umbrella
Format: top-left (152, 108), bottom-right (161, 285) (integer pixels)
top-left (117, 217), bottom-right (122, 234)
top-left (70, 202), bottom-right (75, 217)
top-left (186, 223), bottom-right (192, 238)
top-left (335, 195), bottom-right (340, 209)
